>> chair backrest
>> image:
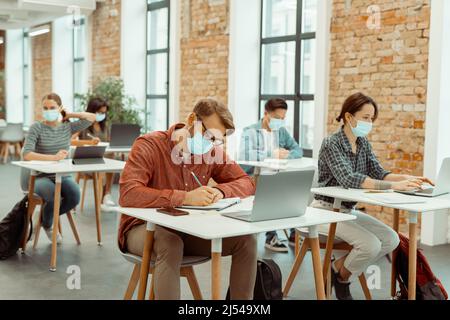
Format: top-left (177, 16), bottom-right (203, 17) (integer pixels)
top-left (1, 123), bottom-right (24, 142)
top-left (308, 167), bottom-right (319, 204)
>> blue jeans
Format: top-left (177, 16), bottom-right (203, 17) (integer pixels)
top-left (34, 176), bottom-right (81, 229)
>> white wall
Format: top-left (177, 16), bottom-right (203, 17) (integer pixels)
top-left (312, 0), bottom-right (332, 159)
top-left (168, 0), bottom-right (181, 125)
top-left (228, 0), bottom-right (261, 130)
top-left (422, 0), bottom-right (450, 245)
top-left (52, 16), bottom-right (74, 110)
top-left (5, 29), bottom-right (25, 124)
top-left (120, 0), bottom-right (147, 117)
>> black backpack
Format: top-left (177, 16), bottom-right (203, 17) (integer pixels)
top-left (226, 259), bottom-right (283, 300)
top-left (0, 196), bottom-right (31, 260)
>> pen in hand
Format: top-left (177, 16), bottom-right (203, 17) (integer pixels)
top-left (190, 171), bottom-right (203, 188)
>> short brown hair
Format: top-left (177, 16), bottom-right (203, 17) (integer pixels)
top-left (42, 93), bottom-right (62, 106)
top-left (265, 98), bottom-right (288, 112)
top-left (193, 98), bottom-right (235, 133)
top-left (336, 92), bottom-right (379, 123)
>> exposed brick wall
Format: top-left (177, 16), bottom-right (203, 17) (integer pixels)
top-left (0, 30), bottom-right (5, 119)
top-left (328, 0), bottom-right (431, 233)
top-left (179, 0), bottom-right (230, 121)
top-left (32, 28), bottom-right (53, 121)
top-left (91, 0), bottom-right (121, 87)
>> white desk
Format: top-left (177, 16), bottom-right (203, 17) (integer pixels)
top-left (12, 158), bottom-right (126, 271)
top-left (118, 197), bottom-right (356, 300)
top-left (311, 186), bottom-right (450, 300)
top-left (238, 158), bottom-right (317, 172)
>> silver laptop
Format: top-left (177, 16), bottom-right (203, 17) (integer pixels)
top-left (222, 169), bottom-right (315, 222)
top-left (396, 157), bottom-right (450, 197)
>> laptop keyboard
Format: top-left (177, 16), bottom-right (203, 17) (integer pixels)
top-left (416, 188), bottom-right (434, 195)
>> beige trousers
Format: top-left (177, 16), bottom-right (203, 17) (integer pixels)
top-left (126, 224), bottom-right (258, 300)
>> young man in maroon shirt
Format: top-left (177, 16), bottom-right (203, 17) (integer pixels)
top-left (118, 99), bottom-right (257, 300)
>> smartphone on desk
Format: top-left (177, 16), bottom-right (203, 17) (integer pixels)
top-left (157, 207), bottom-right (189, 216)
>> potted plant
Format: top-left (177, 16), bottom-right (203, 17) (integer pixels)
top-left (75, 76), bottom-right (142, 127)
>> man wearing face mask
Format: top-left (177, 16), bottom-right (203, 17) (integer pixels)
top-left (118, 99), bottom-right (257, 300)
top-left (239, 98), bottom-right (303, 253)
top-left (311, 92), bottom-right (433, 300)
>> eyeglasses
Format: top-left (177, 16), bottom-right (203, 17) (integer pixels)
top-left (201, 122), bottom-right (225, 146)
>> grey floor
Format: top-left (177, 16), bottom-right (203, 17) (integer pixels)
top-left (1, 163), bottom-right (449, 300)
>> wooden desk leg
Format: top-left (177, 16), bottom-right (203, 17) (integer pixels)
top-left (211, 239), bottom-right (222, 300)
top-left (49, 174), bottom-right (62, 272)
top-left (391, 208), bottom-right (400, 298)
top-left (21, 172), bottom-right (37, 253)
top-left (408, 212), bottom-right (418, 300)
top-left (92, 173), bottom-right (102, 246)
top-left (308, 226), bottom-right (326, 300)
top-left (137, 222), bottom-right (155, 300)
top-left (322, 222), bottom-right (337, 299)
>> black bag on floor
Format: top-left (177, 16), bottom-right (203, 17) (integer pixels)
top-left (226, 259), bottom-right (283, 300)
top-left (0, 196), bottom-right (31, 260)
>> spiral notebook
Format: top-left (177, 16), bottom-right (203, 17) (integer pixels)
top-left (179, 198), bottom-right (242, 211)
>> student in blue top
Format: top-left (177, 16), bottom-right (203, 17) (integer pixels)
top-left (240, 98), bottom-right (303, 253)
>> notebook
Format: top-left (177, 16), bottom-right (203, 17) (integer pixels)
top-left (365, 192), bottom-right (427, 204)
top-left (179, 198), bottom-right (242, 211)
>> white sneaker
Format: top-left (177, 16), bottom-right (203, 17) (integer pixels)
top-left (28, 212), bottom-right (41, 243)
top-left (44, 228), bottom-right (63, 245)
top-left (102, 194), bottom-right (115, 206)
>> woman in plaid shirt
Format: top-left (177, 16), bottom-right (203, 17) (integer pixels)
top-left (312, 92), bottom-right (433, 300)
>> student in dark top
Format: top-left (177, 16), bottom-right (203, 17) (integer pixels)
top-left (313, 92), bottom-right (433, 300)
top-left (72, 98), bottom-right (116, 210)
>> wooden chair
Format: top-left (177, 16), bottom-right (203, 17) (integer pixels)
top-left (26, 193), bottom-right (81, 250)
top-left (0, 123), bottom-right (24, 164)
top-left (121, 251), bottom-right (210, 300)
top-left (284, 229), bottom-right (372, 300)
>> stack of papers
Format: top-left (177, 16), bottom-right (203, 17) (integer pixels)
top-left (179, 198), bottom-right (241, 210)
top-left (365, 192), bottom-right (427, 204)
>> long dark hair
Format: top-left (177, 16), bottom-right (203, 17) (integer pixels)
top-left (86, 97), bottom-right (109, 133)
top-left (336, 92), bottom-right (379, 123)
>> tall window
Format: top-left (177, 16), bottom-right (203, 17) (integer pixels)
top-left (146, 0), bottom-right (170, 132)
top-left (73, 17), bottom-right (86, 112)
top-left (259, 0), bottom-right (317, 157)
top-left (23, 30), bottom-right (31, 128)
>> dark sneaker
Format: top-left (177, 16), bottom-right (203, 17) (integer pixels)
top-left (265, 235), bottom-right (288, 253)
top-left (331, 268), bottom-right (353, 300)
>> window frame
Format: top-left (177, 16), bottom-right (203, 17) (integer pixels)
top-left (73, 17), bottom-right (86, 112)
top-left (259, 0), bottom-right (316, 157)
top-left (146, 0), bottom-right (170, 132)
top-left (22, 30), bottom-right (31, 129)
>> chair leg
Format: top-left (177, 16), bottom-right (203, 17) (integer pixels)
top-left (66, 211), bottom-right (81, 245)
top-left (283, 238), bottom-right (310, 297)
top-left (149, 274), bottom-right (155, 300)
top-left (124, 264), bottom-right (141, 300)
top-left (183, 266), bottom-right (203, 300)
top-left (15, 143), bottom-right (21, 160)
top-left (33, 206), bottom-right (44, 250)
top-left (294, 230), bottom-right (300, 256)
top-left (359, 273), bottom-right (372, 300)
top-left (80, 177), bottom-right (88, 213)
top-left (325, 265), bottom-right (332, 299)
top-left (58, 219), bottom-right (62, 235)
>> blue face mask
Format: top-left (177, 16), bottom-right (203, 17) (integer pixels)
top-left (43, 110), bottom-right (60, 122)
top-left (187, 131), bottom-right (213, 155)
top-left (96, 113), bottom-right (106, 122)
top-left (350, 119), bottom-right (373, 138)
top-left (269, 118), bottom-right (285, 131)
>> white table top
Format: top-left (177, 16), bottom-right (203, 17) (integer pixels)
top-left (237, 158), bottom-right (317, 171)
top-left (311, 187), bottom-right (450, 213)
top-left (117, 197), bottom-right (356, 240)
top-left (12, 158), bottom-right (126, 174)
top-left (106, 146), bottom-right (132, 153)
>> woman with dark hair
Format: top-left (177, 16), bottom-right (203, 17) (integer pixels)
top-left (23, 93), bottom-right (96, 243)
top-left (313, 92), bottom-right (433, 300)
top-left (72, 97), bottom-right (116, 209)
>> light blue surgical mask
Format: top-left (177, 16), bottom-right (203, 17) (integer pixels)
top-left (96, 113), bottom-right (106, 122)
top-left (187, 131), bottom-right (213, 155)
top-left (269, 118), bottom-right (285, 131)
top-left (43, 110), bottom-right (60, 122)
top-left (350, 118), bottom-right (373, 137)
